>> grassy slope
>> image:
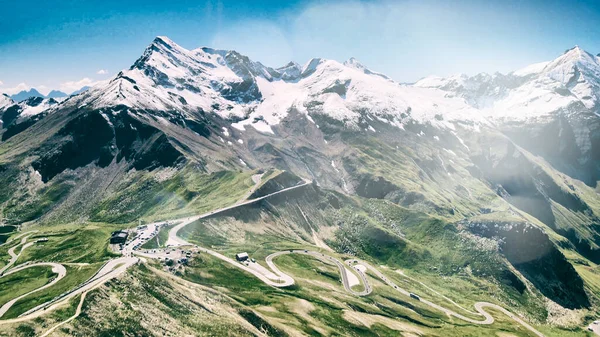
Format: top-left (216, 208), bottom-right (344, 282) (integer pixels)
top-left (2, 263), bottom-right (99, 319)
top-left (176, 184), bottom-right (594, 334)
top-left (0, 169), bottom-right (259, 321)
top-left (0, 173), bottom-right (592, 335)
top-left (61, 264), bottom-right (264, 337)
top-left (0, 223), bottom-right (119, 318)
top-left (16, 224), bottom-right (119, 264)
top-left (1, 122), bottom-right (597, 334)
top-left (91, 167), bottom-right (255, 224)
top-left (0, 266), bottom-right (54, 307)
top-left (184, 252), bottom-right (587, 336)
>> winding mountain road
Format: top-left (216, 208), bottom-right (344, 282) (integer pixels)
top-left (0, 178), bottom-right (306, 326)
top-left (0, 233), bottom-right (138, 325)
top-left (344, 259), bottom-right (543, 336)
top-left (162, 182), bottom-right (546, 337)
top-left (0, 179), bottom-right (545, 337)
top-left (0, 235), bottom-right (34, 275)
top-left (0, 262), bottom-right (66, 318)
top-left (266, 250), bottom-right (371, 296)
top-left (39, 291), bottom-right (89, 337)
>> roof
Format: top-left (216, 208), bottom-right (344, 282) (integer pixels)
top-left (236, 252), bottom-right (249, 258)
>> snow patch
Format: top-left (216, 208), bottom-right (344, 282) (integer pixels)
top-left (452, 131), bottom-right (470, 150)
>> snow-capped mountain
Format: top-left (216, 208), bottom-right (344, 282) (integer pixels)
top-left (5, 87), bottom-right (89, 103)
top-left (2, 96), bottom-right (59, 119)
top-left (10, 88), bottom-right (45, 102)
top-left (46, 90), bottom-right (68, 99)
top-left (0, 96), bottom-right (59, 138)
top-left (14, 36), bottom-right (596, 188)
top-left (0, 94), bottom-right (14, 111)
top-left (2, 36), bottom-right (599, 200)
top-left (68, 36), bottom-right (487, 135)
top-left (417, 46), bottom-right (600, 186)
top-left (416, 46), bottom-right (600, 121)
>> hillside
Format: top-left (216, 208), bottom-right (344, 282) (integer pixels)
top-left (0, 37), bottom-right (599, 336)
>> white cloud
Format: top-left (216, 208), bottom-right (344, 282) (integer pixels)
top-left (0, 80), bottom-right (3, 86)
top-left (1, 83), bottom-right (31, 95)
top-left (206, 0), bottom-right (547, 82)
top-left (37, 85), bottom-right (50, 96)
top-left (97, 69), bottom-right (108, 75)
top-left (0, 83), bottom-right (49, 96)
top-left (60, 78), bottom-right (98, 93)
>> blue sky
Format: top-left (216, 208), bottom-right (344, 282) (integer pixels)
top-left (1, 0), bottom-right (600, 94)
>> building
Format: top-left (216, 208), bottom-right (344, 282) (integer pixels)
top-left (235, 252), bottom-right (249, 262)
top-left (110, 230), bottom-right (128, 244)
top-left (36, 238), bottom-right (49, 243)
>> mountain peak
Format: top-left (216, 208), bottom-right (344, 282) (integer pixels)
top-left (343, 57), bottom-right (365, 69)
top-left (131, 35), bottom-right (193, 73)
top-left (543, 45), bottom-right (600, 82)
top-left (343, 57), bottom-right (391, 81)
top-left (151, 36), bottom-right (180, 50)
top-left (552, 45), bottom-right (597, 65)
top-left (11, 88), bottom-right (44, 102)
top-left (0, 93), bottom-right (14, 110)
top-left (301, 58), bottom-right (325, 77)
top-left (278, 61), bottom-right (300, 69)
top-left (275, 61), bottom-right (302, 81)
top-left (564, 45), bottom-right (584, 54)
top-left (46, 90), bottom-right (68, 99)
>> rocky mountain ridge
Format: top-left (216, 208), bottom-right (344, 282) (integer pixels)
top-left (0, 37), bottom-right (599, 317)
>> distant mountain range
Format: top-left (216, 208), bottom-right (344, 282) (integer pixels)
top-left (7, 86), bottom-right (90, 102)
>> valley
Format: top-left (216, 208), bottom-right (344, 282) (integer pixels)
top-left (0, 35), bottom-right (599, 336)
top-left (0, 183), bottom-right (547, 336)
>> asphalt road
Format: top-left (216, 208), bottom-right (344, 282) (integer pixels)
top-left (166, 181), bottom-right (311, 247)
top-left (0, 235), bottom-right (34, 275)
top-left (0, 262), bottom-right (67, 318)
top-left (0, 233), bottom-right (138, 325)
top-left (0, 179), bottom-right (545, 337)
top-left (5, 256), bottom-right (139, 324)
top-left (158, 178), bottom-right (545, 337)
top-left (0, 179), bottom-right (308, 324)
top-left (343, 258), bottom-right (545, 337)
top-left (588, 321), bottom-right (600, 336)
top-left (266, 250), bottom-right (371, 295)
